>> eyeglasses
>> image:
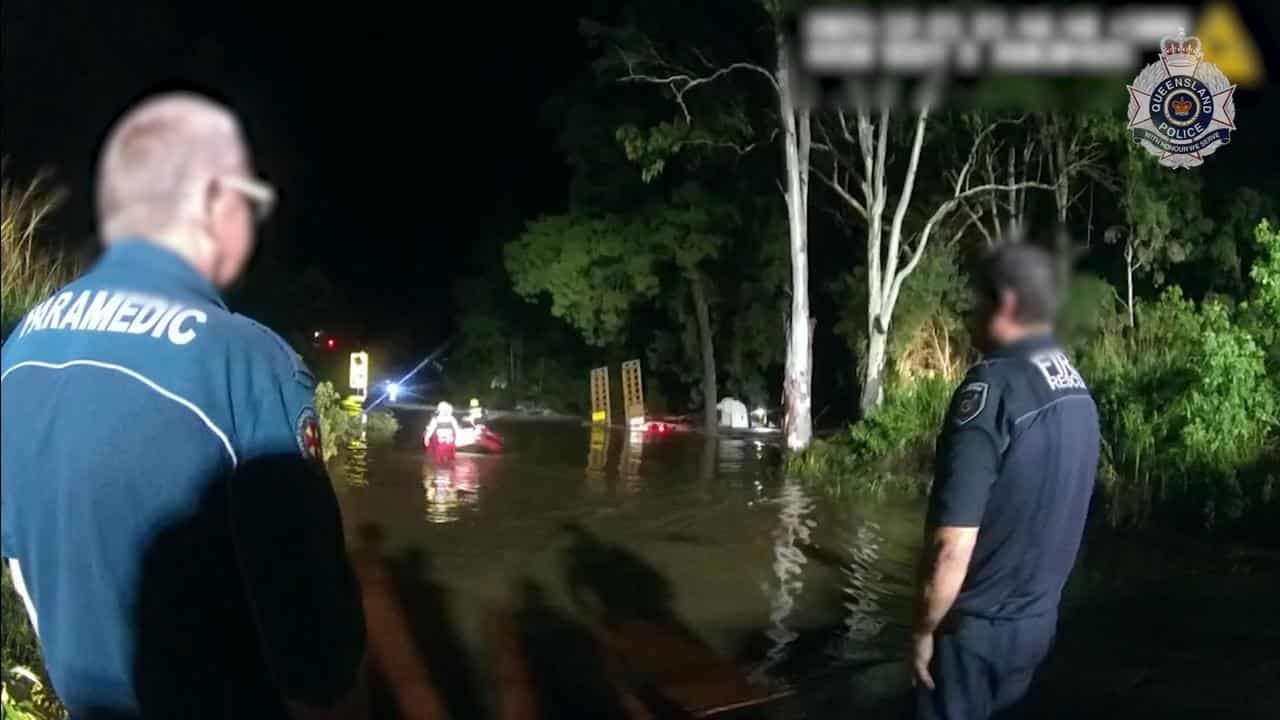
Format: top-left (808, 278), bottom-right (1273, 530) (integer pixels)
top-left (219, 175), bottom-right (276, 222)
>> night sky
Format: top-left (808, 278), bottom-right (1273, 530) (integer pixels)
top-left (4, 1), bottom-right (1280, 359)
top-left (2, 0), bottom-right (595, 350)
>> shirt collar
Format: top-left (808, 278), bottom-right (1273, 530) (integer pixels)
top-left (97, 238), bottom-right (228, 310)
top-left (987, 331), bottom-right (1058, 359)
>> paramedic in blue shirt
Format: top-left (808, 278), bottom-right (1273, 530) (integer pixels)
top-left (1, 93), bottom-right (367, 718)
top-left (910, 243), bottom-right (1100, 719)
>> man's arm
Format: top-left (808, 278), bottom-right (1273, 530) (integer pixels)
top-left (911, 370), bottom-right (1004, 689)
top-left (227, 335), bottom-right (369, 719)
top-left (228, 450), bottom-right (369, 720)
top-left (914, 526), bottom-right (979, 636)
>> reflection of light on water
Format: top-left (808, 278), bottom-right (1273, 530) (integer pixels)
top-left (421, 456), bottom-right (480, 524)
top-left (718, 439), bottom-right (746, 475)
top-left (618, 430), bottom-right (645, 495)
top-left (342, 437), bottom-right (369, 486)
top-left (585, 426), bottom-right (611, 494)
top-left (838, 520), bottom-right (887, 658)
top-left (753, 478), bottom-right (816, 681)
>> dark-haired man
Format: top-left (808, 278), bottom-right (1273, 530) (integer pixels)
top-left (911, 243), bottom-right (1099, 719)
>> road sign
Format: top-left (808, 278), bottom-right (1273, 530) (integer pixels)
top-left (350, 351), bottom-right (369, 396)
top-left (621, 359), bottom-right (645, 426)
top-left (590, 366), bottom-right (611, 425)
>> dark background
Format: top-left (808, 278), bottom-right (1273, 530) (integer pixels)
top-left (2, 0), bottom-right (600, 353)
top-left (4, 0), bottom-right (1279, 367)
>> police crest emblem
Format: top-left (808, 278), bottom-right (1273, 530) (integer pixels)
top-left (296, 407), bottom-right (324, 468)
top-left (1126, 29), bottom-right (1236, 169)
top-left (952, 382), bottom-right (988, 426)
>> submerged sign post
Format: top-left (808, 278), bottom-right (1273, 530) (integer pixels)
top-left (349, 351), bottom-right (369, 400)
top-left (590, 366), bottom-right (611, 425)
top-left (621, 359), bottom-right (645, 427)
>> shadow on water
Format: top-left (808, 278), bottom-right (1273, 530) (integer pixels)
top-left (509, 577), bottom-right (638, 719)
top-left (333, 422), bottom-right (918, 717)
top-left (353, 522), bottom-right (486, 720)
top-left (562, 521), bottom-right (682, 630)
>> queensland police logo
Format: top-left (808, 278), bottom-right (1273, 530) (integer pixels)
top-left (1127, 30), bottom-right (1236, 169)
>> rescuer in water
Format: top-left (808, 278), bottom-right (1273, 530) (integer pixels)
top-left (468, 397), bottom-right (484, 423)
top-left (424, 401), bottom-right (460, 462)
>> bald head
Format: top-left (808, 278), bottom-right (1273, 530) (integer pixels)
top-left (96, 93), bottom-right (263, 287)
top-left (97, 93), bottom-right (247, 240)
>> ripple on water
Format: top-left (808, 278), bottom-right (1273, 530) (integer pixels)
top-left (334, 419), bottom-right (922, 689)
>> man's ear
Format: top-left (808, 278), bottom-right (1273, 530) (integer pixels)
top-left (204, 177), bottom-right (222, 222)
top-left (998, 288), bottom-right (1020, 321)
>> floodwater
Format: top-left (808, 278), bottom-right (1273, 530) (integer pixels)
top-left (334, 416), bottom-right (920, 671)
top-left (330, 414), bottom-right (1280, 718)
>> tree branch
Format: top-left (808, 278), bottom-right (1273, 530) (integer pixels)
top-left (813, 166), bottom-right (869, 219)
top-left (619, 56), bottom-right (779, 127)
top-left (887, 180), bottom-right (1054, 314)
top-left (882, 108), bottom-right (929, 302)
top-left (678, 127), bottom-right (781, 157)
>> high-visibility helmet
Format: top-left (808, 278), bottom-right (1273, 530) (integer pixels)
top-left (437, 401), bottom-right (454, 417)
top-left (470, 398), bottom-right (480, 408)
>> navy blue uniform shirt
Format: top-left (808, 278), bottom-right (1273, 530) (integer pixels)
top-left (1, 240), bottom-right (364, 717)
top-left (927, 334), bottom-right (1099, 621)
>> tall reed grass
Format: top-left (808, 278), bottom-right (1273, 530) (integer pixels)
top-left (1, 171), bottom-right (71, 715)
top-left (1, 173), bottom-right (73, 335)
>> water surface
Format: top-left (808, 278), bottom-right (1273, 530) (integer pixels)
top-left (333, 416), bottom-right (921, 685)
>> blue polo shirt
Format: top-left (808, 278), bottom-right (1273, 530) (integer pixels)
top-left (928, 334), bottom-right (1100, 621)
top-left (1, 240), bottom-right (364, 717)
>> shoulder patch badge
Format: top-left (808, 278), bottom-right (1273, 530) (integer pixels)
top-left (953, 382), bottom-right (989, 426)
top-left (296, 406), bottom-right (324, 468)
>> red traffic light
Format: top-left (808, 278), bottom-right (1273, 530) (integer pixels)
top-left (326, 338), bottom-right (336, 349)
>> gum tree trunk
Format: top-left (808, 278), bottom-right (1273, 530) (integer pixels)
top-left (778, 34), bottom-right (813, 450)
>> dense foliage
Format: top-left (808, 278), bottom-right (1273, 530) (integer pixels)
top-left (793, 220), bottom-right (1280, 537)
top-left (1, 175), bottom-right (73, 336)
top-left (312, 381), bottom-right (400, 462)
top-left (0, 176), bottom-right (65, 711)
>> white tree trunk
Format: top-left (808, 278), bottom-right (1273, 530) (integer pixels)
top-left (859, 109), bottom-right (929, 416)
top-left (1125, 238), bottom-right (1136, 328)
top-left (819, 112), bottom-right (1050, 416)
top-left (778, 36), bottom-right (813, 450)
top-left (860, 326), bottom-right (888, 411)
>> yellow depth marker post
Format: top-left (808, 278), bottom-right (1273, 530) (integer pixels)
top-left (590, 366), bottom-right (611, 425)
top-left (621, 359), bottom-right (645, 427)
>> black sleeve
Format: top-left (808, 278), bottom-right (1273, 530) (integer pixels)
top-left (229, 452), bottom-right (366, 705)
top-left (227, 354), bottom-right (365, 707)
top-left (927, 369), bottom-right (1006, 528)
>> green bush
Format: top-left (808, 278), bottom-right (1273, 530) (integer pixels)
top-left (313, 381), bottom-right (353, 463)
top-left (364, 409), bottom-right (400, 444)
top-left (1242, 219), bottom-right (1280, 374)
top-left (313, 382), bottom-right (400, 461)
top-left (1084, 286), bottom-right (1279, 530)
top-left (845, 376), bottom-right (953, 465)
top-left (788, 376), bottom-right (951, 495)
top-left (1, 573), bottom-right (40, 679)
